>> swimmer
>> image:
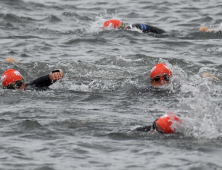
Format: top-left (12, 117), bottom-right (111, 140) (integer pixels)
top-left (139, 63), bottom-right (219, 93)
top-left (150, 63), bottom-right (219, 87)
top-left (203, 72), bottom-right (220, 81)
top-left (103, 19), bottom-right (166, 34)
top-left (5, 57), bottom-right (19, 64)
top-left (1, 69), bottom-right (63, 90)
top-left (149, 63), bottom-right (219, 87)
top-left (150, 63), bottom-right (172, 87)
top-left (135, 113), bottom-right (181, 134)
top-left (199, 26), bottom-right (221, 33)
top-left (138, 63), bottom-right (173, 93)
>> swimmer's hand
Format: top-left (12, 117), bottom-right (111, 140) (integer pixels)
top-left (203, 72), bottom-right (220, 81)
top-left (49, 69), bottom-right (64, 82)
top-left (5, 57), bottom-right (19, 64)
top-left (199, 26), bottom-right (218, 32)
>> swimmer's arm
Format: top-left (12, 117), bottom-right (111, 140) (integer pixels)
top-left (202, 72), bottom-right (220, 81)
top-left (4, 57), bottom-right (19, 64)
top-left (26, 69), bottom-right (64, 88)
top-left (134, 126), bottom-right (152, 132)
top-left (199, 26), bottom-right (220, 33)
top-left (131, 24), bottom-right (166, 34)
top-left (49, 69), bottom-right (64, 82)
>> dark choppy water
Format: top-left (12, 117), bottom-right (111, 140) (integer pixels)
top-left (1, 0), bottom-right (222, 169)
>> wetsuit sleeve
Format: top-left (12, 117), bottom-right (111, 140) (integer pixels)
top-left (128, 24), bottom-right (166, 34)
top-left (26, 74), bottom-right (52, 89)
top-left (25, 69), bottom-right (62, 90)
top-left (138, 86), bottom-right (153, 93)
top-left (134, 126), bottom-right (152, 132)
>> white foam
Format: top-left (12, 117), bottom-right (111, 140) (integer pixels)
top-left (179, 77), bottom-right (222, 139)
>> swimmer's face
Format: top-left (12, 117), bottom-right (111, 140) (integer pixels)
top-left (19, 82), bottom-right (25, 90)
top-left (5, 80), bottom-right (25, 90)
top-left (155, 121), bottom-right (165, 133)
top-left (150, 73), bottom-right (171, 87)
top-left (118, 23), bottom-right (127, 30)
top-left (150, 120), bottom-right (165, 133)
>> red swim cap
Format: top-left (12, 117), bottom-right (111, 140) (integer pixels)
top-left (103, 19), bottom-right (122, 29)
top-left (1, 69), bottom-right (23, 87)
top-left (156, 113), bottom-right (181, 134)
top-left (150, 63), bottom-right (172, 79)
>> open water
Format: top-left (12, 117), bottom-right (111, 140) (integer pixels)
top-left (1, 0), bottom-right (222, 169)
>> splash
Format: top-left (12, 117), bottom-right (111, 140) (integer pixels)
top-left (86, 16), bottom-right (124, 33)
top-left (218, 23), bottom-right (222, 31)
top-left (178, 71), bottom-right (222, 139)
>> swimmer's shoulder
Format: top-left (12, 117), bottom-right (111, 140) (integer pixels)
top-left (134, 125), bottom-right (152, 132)
top-left (138, 86), bottom-right (154, 93)
top-left (130, 23), bottom-right (166, 34)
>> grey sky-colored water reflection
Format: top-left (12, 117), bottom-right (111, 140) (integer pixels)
top-left (1, 0), bottom-right (222, 169)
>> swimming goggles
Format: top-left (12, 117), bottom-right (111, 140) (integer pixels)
top-left (151, 75), bottom-right (170, 82)
top-left (152, 121), bottom-right (157, 131)
top-left (4, 80), bottom-right (24, 89)
top-left (119, 23), bottom-right (126, 29)
top-left (152, 119), bottom-right (163, 133)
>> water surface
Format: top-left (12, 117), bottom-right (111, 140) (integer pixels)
top-left (1, 0), bottom-right (222, 169)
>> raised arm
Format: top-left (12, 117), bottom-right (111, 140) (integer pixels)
top-left (26, 69), bottom-right (63, 89)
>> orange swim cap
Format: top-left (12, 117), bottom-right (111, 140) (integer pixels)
top-left (150, 63), bottom-right (172, 79)
top-left (103, 19), bottom-right (122, 29)
top-left (1, 69), bottom-right (23, 87)
top-left (156, 113), bottom-right (181, 134)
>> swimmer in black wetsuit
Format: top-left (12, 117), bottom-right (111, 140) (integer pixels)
top-left (103, 19), bottom-right (166, 34)
top-left (135, 113), bottom-right (181, 134)
top-left (138, 63), bottom-right (220, 93)
top-left (1, 69), bottom-right (63, 90)
top-left (137, 63), bottom-right (173, 93)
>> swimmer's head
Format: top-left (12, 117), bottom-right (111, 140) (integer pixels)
top-left (103, 19), bottom-right (125, 29)
top-left (156, 113), bottom-right (181, 134)
top-left (1, 69), bottom-right (24, 89)
top-left (150, 63), bottom-right (172, 87)
top-left (150, 63), bottom-right (172, 79)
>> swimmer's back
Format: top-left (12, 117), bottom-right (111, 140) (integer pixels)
top-left (128, 24), bottom-right (166, 34)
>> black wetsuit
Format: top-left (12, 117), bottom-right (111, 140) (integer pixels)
top-left (127, 24), bottom-right (166, 34)
top-left (25, 70), bottom-right (60, 90)
top-left (138, 86), bottom-right (153, 93)
top-left (137, 85), bottom-right (173, 95)
top-left (25, 74), bottom-right (52, 90)
top-left (134, 119), bottom-right (163, 133)
top-left (135, 126), bottom-right (152, 132)
top-left (137, 79), bottom-right (181, 94)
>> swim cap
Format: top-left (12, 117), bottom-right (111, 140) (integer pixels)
top-left (150, 63), bottom-right (172, 79)
top-left (1, 69), bottom-right (23, 87)
top-left (156, 113), bottom-right (181, 134)
top-left (103, 19), bottom-right (122, 29)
